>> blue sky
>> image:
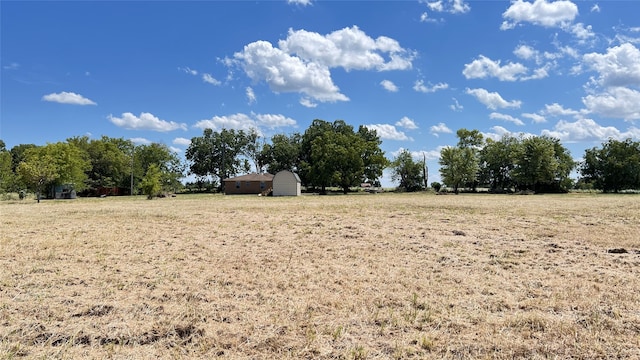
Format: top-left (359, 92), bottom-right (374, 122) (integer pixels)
top-left (2, 0), bottom-right (639, 185)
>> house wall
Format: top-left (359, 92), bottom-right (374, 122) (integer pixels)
top-left (224, 180), bottom-right (272, 195)
top-left (273, 171), bottom-right (301, 196)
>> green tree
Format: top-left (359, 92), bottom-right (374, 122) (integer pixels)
top-left (478, 136), bottom-right (519, 192)
top-left (512, 136), bottom-right (574, 192)
top-left (0, 140), bottom-right (16, 193)
top-left (15, 142), bottom-right (90, 202)
top-left (581, 138), bottom-right (640, 192)
top-left (358, 126), bottom-right (388, 186)
top-left (261, 133), bottom-right (302, 174)
top-left (390, 149), bottom-right (425, 192)
top-left (140, 163), bottom-right (162, 199)
top-left (185, 128), bottom-right (250, 191)
top-left (135, 143), bottom-right (184, 194)
top-left (439, 146), bottom-right (478, 194)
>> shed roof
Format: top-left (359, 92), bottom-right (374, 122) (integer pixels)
top-left (223, 173), bottom-right (274, 182)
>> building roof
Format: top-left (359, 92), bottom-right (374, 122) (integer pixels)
top-left (223, 173), bottom-right (274, 182)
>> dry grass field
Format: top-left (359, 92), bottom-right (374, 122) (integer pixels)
top-left (1, 193), bottom-right (639, 359)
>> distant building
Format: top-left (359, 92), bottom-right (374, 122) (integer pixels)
top-left (50, 184), bottom-right (77, 199)
top-left (272, 170), bottom-right (301, 196)
top-left (223, 173), bottom-right (273, 195)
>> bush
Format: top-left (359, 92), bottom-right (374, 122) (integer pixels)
top-left (430, 182), bottom-right (442, 192)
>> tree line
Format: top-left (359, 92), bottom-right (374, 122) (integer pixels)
top-left (1, 123), bottom-right (639, 199)
top-left (388, 128), bottom-right (639, 193)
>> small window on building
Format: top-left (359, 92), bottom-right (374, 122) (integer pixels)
top-left (260, 181), bottom-right (265, 189)
top-left (235, 181), bottom-right (241, 189)
top-left (245, 181), bottom-right (251, 187)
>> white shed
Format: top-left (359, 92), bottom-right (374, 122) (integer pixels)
top-left (272, 170), bottom-right (301, 196)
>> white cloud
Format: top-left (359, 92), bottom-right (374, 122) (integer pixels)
top-left (419, 12), bottom-right (437, 23)
top-left (203, 73), bottom-right (221, 85)
top-left (173, 137), bottom-right (191, 146)
top-left (570, 23), bottom-right (595, 41)
top-left (521, 63), bottom-right (551, 80)
top-left (395, 116), bottom-right (418, 129)
top-left (130, 137), bottom-right (151, 145)
top-left (380, 79), bottom-right (399, 92)
top-left (482, 126), bottom-right (535, 141)
top-left (108, 112), bottom-right (187, 132)
top-left (413, 80), bottom-right (449, 93)
top-left (427, 0), bottom-right (470, 14)
top-left (490, 112), bottom-right (525, 126)
top-left (583, 43), bottom-right (640, 87)
top-left (246, 87), bottom-right (256, 104)
top-left (391, 147), bottom-right (442, 161)
top-left (299, 97), bottom-right (318, 108)
top-left (42, 91), bottom-right (96, 105)
top-left (194, 113), bottom-right (297, 132)
top-left (194, 113), bottom-right (257, 132)
top-left (513, 44), bottom-right (538, 60)
top-left (233, 40), bottom-right (348, 103)
top-left (232, 26), bottom-right (415, 103)
top-left (278, 26), bottom-right (415, 72)
top-left (450, 97), bottom-right (463, 111)
top-left (541, 118), bottom-right (640, 141)
top-left (255, 113), bottom-right (297, 129)
top-left (522, 112), bottom-right (547, 123)
top-left (287, 0), bottom-right (312, 5)
top-left (583, 87), bottom-right (640, 121)
top-left (430, 122), bottom-right (453, 136)
top-left (364, 124), bottom-right (410, 141)
top-left (178, 67), bottom-right (198, 75)
top-left (542, 102), bottom-right (583, 117)
top-left (466, 88), bottom-right (522, 110)
top-left (590, 4), bottom-right (600, 12)
top-left (501, 0), bottom-right (578, 30)
top-left (3, 62), bottom-right (19, 70)
top-left (169, 146), bottom-right (182, 153)
top-left (462, 55), bottom-right (528, 81)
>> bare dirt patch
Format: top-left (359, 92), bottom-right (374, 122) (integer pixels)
top-left (1, 193), bottom-right (639, 359)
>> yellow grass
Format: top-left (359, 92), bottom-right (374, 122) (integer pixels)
top-left (1, 193), bottom-right (639, 359)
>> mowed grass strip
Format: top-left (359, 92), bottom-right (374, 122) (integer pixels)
top-left (1, 193), bottom-right (639, 359)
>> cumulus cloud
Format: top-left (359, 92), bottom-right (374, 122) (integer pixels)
top-left (430, 122), bottom-right (453, 136)
top-left (3, 62), bottom-right (19, 70)
top-left (541, 118), bottom-right (640, 141)
top-left (233, 40), bottom-right (348, 103)
top-left (246, 87), bottom-right (256, 104)
top-left (42, 91), bottom-right (96, 105)
top-left (450, 97), bottom-right (464, 112)
top-left (178, 67), bottom-right (198, 75)
top-left (170, 146), bottom-right (182, 153)
top-left (203, 73), bottom-right (221, 85)
top-left (542, 102), bottom-right (583, 117)
top-left (392, 147), bottom-right (442, 161)
top-left (419, 12), bottom-right (437, 23)
top-left (482, 126), bottom-right (535, 141)
top-left (395, 116), bottom-right (418, 129)
top-left (413, 80), bottom-right (449, 93)
top-left (522, 112), bottom-right (547, 123)
top-left (364, 124), bottom-right (411, 141)
top-left (231, 26), bottom-right (415, 103)
top-left (173, 137), bottom-right (191, 146)
top-left (570, 23), bottom-right (595, 42)
top-left (462, 55), bottom-right (528, 81)
top-left (300, 98), bottom-right (318, 108)
top-left (194, 112), bottom-right (297, 132)
top-left (130, 137), bottom-right (151, 145)
top-left (466, 88), bottom-right (522, 110)
top-left (501, 0), bottom-right (578, 30)
top-left (583, 87), bottom-right (640, 121)
top-left (590, 4), bottom-right (600, 12)
top-left (426, 0), bottom-right (470, 14)
top-left (490, 112), bottom-right (525, 126)
top-left (287, 0), bottom-right (312, 5)
top-left (108, 112), bottom-right (187, 132)
top-left (380, 80), bottom-right (399, 92)
top-left (583, 43), bottom-right (640, 88)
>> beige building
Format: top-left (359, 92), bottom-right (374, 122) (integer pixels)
top-left (223, 173), bottom-right (273, 195)
top-left (272, 170), bottom-right (301, 196)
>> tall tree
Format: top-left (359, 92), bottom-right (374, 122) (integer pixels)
top-left (140, 164), bottom-right (162, 199)
top-left (0, 140), bottom-right (16, 193)
top-left (478, 136), bottom-right (519, 191)
top-left (135, 143), bottom-right (184, 193)
top-left (358, 126), bottom-right (388, 186)
top-left (261, 133), bottom-right (302, 174)
top-left (390, 149), bottom-right (425, 192)
top-left (512, 136), bottom-right (574, 192)
top-left (439, 146), bottom-right (478, 194)
top-left (581, 138), bottom-right (640, 192)
top-left (185, 128), bottom-right (250, 191)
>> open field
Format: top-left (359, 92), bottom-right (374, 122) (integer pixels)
top-left (1, 193), bottom-right (639, 359)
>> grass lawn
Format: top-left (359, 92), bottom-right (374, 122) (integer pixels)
top-left (1, 193), bottom-right (639, 359)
